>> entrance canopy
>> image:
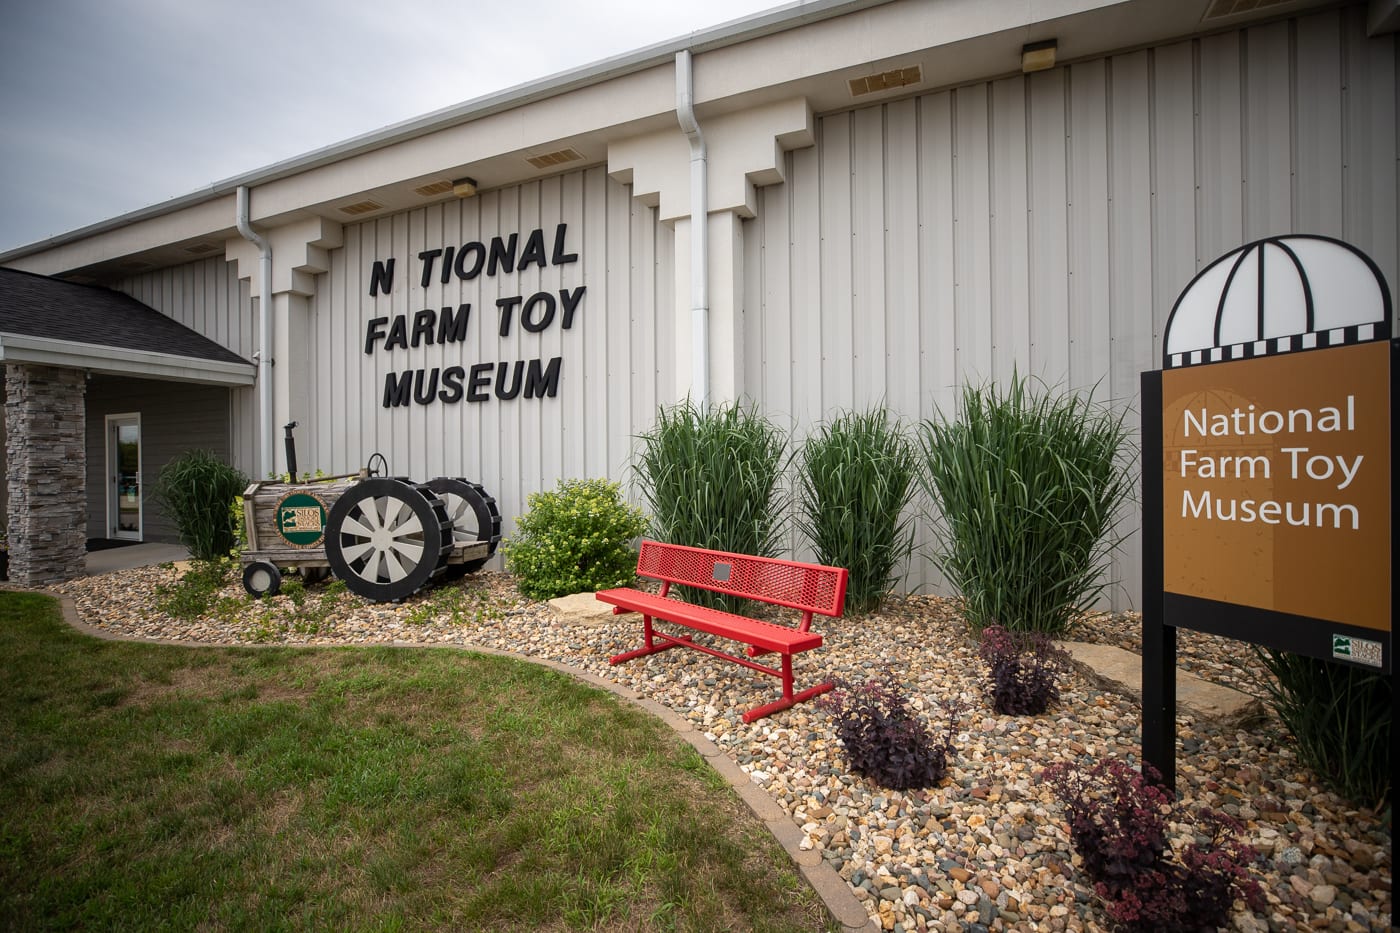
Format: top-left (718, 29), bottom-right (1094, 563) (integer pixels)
top-left (0, 268), bottom-right (253, 385)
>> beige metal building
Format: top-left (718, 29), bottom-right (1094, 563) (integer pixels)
top-left (2, 0), bottom-right (1396, 598)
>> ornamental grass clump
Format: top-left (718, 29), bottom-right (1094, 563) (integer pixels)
top-left (503, 478), bottom-right (647, 601)
top-left (796, 408), bottom-right (918, 614)
top-left (918, 374), bottom-right (1133, 634)
top-left (151, 449), bottom-right (249, 561)
top-left (634, 401), bottom-right (787, 611)
top-left (1256, 649), bottom-right (1392, 810)
top-left (1044, 758), bottom-right (1265, 933)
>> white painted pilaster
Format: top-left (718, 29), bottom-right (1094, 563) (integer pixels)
top-left (225, 217), bottom-right (343, 473)
top-left (611, 97), bottom-right (811, 406)
top-left (272, 292), bottom-right (313, 447)
top-left (672, 218), bottom-right (695, 400)
top-left (707, 211), bottom-right (745, 402)
top-left (669, 212), bottom-right (747, 404)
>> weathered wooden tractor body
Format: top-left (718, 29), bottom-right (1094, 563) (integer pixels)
top-left (240, 470), bottom-right (501, 602)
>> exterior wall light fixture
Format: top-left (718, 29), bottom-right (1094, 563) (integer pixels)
top-left (452, 177), bottom-right (479, 198)
top-left (1021, 39), bottom-right (1057, 73)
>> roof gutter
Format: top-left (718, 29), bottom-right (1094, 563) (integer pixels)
top-left (0, 333), bottom-right (255, 386)
top-left (236, 186), bottom-right (275, 479)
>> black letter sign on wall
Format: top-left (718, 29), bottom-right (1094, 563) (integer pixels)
top-left (1140, 235), bottom-right (1396, 792)
top-left (364, 223), bottom-right (582, 409)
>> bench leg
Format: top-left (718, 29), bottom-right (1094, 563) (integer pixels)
top-left (741, 653), bottom-right (834, 723)
top-left (609, 614), bottom-right (694, 665)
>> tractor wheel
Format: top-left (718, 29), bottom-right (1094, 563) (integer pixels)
top-left (324, 478), bottom-right (451, 601)
top-left (242, 561), bottom-right (282, 598)
top-left (426, 477), bottom-right (502, 577)
top-left (300, 566), bottom-right (332, 585)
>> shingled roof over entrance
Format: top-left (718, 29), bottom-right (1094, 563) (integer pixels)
top-left (0, 267), bottom-right (253, 384)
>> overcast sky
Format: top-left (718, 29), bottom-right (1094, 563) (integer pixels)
top-left (0, 0), bottom-right (787, 253)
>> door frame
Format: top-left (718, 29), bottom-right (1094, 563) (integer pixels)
top-left (105, 412), bottom-right (142, 541)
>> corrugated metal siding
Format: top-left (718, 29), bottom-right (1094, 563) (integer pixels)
top-left (746, 7), bottom-right (1398, 607)
top-left (84, 376), bottom-right (233, 542)
top-left (116, 257), bottom-right (258, 476)
top-left (311, 167), bottom-right (671, 540)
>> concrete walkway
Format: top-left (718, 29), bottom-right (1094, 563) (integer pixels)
top-left (85, 542), bottom-right (189, 576)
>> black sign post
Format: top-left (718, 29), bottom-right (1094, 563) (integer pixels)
top-left (1139, 370), bottom-right (1177, 790)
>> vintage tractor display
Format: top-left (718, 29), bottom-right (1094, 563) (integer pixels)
top-left (239, 428), bottom-right (501, 602)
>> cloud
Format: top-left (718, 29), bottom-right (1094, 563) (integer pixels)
top-left (0, 0), bottom-right (782, 253)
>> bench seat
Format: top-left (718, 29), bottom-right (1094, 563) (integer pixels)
top-left (595, 588), bottom-right (823, 654)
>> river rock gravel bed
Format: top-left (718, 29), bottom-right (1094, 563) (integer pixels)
top-left (51, 567), bottom-right (1390, 932)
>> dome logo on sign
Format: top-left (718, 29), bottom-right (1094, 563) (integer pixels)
top-left (1163, 234), bottom-right (1389, 368)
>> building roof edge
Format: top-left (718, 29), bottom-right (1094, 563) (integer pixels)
top-left (0, 0), bottom-right (888, 264)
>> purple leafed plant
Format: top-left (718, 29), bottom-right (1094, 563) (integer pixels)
top-left (978, 623), bottom-right (1070, 715)
top-left (1043, 758), bottom-right (1265, 932)
top-left (820, 676), bottom-right (962, 790)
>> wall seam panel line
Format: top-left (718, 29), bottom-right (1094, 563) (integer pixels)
top-left (1104, 57), bottom-right (1115, 396)
top-left (1063, 66), bottom-right (1075, 359)
top-left (1289, 17), bottom-right (1299, 232)
top-left (787, 151), bottom-right (796, 421)
top-left (883, 101), bottom-right (892, 400)
top-left (951, 88), bottom-right (959, 364)
top-left (1023, 75), bottom-right (1035, 363)
top-left (1147, 46), bottom-right (1158, 365)
top-left (914, 97), bottom-right (924, 413)
top-left (849, 106), bottom-right (857, 412)
top-left (795, 145), bottom-right (806, 425)
top-left (1193, 37), bottom-right (1204, 291)
top-left (986, 79), bottom-right (996, 363)
top-left (817, 119), bottom-right (825, 417)
top-left (1339, 10), bottom-right (1351, 240)
top-left (1241, 29), bottom-right (1251, 238)
top-left (1065, 66), bottom-right (1075, 376)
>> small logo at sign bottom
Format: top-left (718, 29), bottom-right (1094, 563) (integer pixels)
top-left (1332, 635), bottom-right (1384, 668)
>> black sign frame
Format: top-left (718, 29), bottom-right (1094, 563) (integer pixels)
top-left (1141, 236), bottom-right (1396, 793)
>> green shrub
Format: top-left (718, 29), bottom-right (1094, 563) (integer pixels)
top-left (503, 478), bottom-right (648, 601)
top-left (918, 374), bottom-right (1132, 634)
top-left (1257, 650), bottom-right (1391, 810)
top-left (228, 496), bottom-right (247, 560)
top-left (154, 559), bottom-right (233, 620)
top-left (796, 409), bottom-right (917, 613)
top-left (151, 450), bottom-right (249, 561)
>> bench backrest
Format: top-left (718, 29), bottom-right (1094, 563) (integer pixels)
top-left (636, 540), bottom-right (848, 618)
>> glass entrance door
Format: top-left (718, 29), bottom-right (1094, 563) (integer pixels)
top-left (106, 414), bottom-right (142, 540)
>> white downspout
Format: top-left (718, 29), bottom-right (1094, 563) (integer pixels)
top-left (236, 185), bottom-right (274, 478)
top-left (675, 49), bottom-right (709, 408)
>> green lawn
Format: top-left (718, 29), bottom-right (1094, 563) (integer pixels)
top-left (0, 591), bottom-right (835, 932)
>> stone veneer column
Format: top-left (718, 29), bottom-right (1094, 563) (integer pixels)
top-left (4, 364), bottom-right (87, 585)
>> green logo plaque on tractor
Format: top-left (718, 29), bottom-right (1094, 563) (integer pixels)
top-left (276, 492), bottom-right (328, 548)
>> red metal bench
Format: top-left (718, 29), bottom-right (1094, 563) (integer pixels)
top-left (596, 540), bottom-right (848, 723)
